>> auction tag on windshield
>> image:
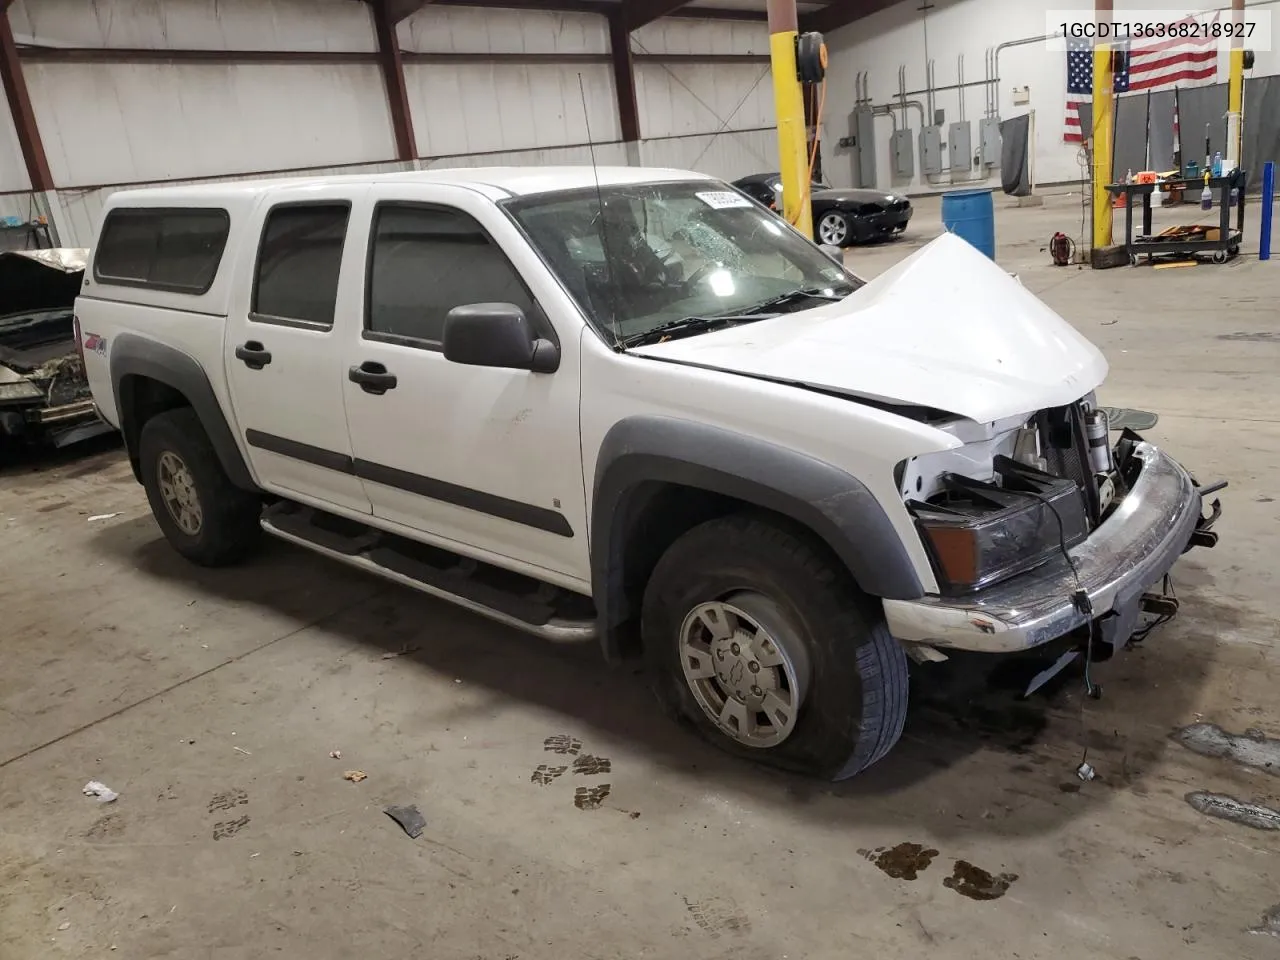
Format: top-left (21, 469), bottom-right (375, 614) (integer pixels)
top-left (695, 191), bottom-right (753, 210)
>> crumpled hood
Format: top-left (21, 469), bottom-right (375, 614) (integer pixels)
top-left (629, 232), bottom-right (1108, 424)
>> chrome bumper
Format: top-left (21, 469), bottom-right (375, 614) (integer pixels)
top-left (883, 442), bottom-right (1203, 653)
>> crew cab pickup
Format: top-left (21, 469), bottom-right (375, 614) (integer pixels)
top-left (76, 167), bottom-right (1221, 780)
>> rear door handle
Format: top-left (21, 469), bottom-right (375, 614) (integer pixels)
top-left (348, 361), bottom-right (397, 395)
top-left (235, 341), bottom-right (272, 370)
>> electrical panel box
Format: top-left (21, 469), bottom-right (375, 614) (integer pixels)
top-left (949, 121), bottom-right (972, 173)
top-left (853, 107), bottom-right (877, 188)
top-left (891, 128), bottom-right (915, 178)
top-left (979, 118), bottom-right (1002, 167)
top-left (920, 126), bottom-right (943, 175)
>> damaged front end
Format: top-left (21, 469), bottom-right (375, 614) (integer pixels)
top-left (885, 396), bottom-right (1223, 661)
top-left (0, 249), bottom-right (111, 448)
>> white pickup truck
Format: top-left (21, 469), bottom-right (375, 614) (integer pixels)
top-left (75, 166), bottom-right (1220, 779)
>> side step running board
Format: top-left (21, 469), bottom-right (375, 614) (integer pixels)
top-left (262, 516), bottom-right (597, 644)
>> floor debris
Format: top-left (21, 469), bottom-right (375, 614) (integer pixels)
top-left (1185, 791), bottom-right (1280, 830)
top-left (86, 513), bottom-right (119, 522)
top-left (858, 842), bottom-right (939, 881)
top-left (82, 781), bottom-right (118, 803)
top-left (343, 770), bottom-right (367, 783)
top-left (1076, 762), bottom-right (1096, 782)
top-left (380, 646), bottom-right (420, 660)
top-left (233, 746), bottom-right (251, 756)
top-left (383, 804), bottom-right (426, 839)
top-left (943, 861), bottom-right (1019, 901)
top-left (329, 750), bottom-right (342, 760)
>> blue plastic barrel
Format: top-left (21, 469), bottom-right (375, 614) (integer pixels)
top-left (941, 188), bottom-right (996, 260)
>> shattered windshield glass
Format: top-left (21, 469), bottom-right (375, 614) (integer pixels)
top-left (503, 181), bottom-right (860, 345)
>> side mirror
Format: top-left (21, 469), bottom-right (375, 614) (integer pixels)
top-left (442, 303), bottom-right (559, 374)
top-left (820, 243), bottom-right (844, 262)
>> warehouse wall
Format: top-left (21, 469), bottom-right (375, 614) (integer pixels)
top-left (2, 0), bottom-right (777, 247)
top-left (823, 0), bottom-right (1280, 195)
top-left (9, 0), bottom-right (394, 189)
top-left (633, 17), bottom-right (774, 171)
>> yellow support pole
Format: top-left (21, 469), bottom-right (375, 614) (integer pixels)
top-left (767, 0), bottom-right (812, 239)
top-left (1091, 0), bottom-right (1115, 253)
top-left (1227, 0), bottom-right (1245, 168)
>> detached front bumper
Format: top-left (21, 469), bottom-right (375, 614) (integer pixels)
top-left (883, 441), bottom-right (1207, 653)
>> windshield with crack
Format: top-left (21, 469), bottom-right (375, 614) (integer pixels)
top-left (503, 180), bottom-right (861, 345)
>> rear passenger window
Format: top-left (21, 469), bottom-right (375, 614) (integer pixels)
top-left (94, 208), bottom-right (229, 293)
top-left (252, 204), bottom-right (350, 328)
top-left (366, 204), bottom-right (537, 345)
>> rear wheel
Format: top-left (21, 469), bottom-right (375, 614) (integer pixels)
top-left (642, 515), bottom-right (909, 780)
top-left (817, 211), bottom-right (853, 247)
top-left (139, 408), bottom-right (262, 566)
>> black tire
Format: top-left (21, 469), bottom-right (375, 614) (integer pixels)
top-left (138, 407), bottom-right (261, 567)
top-left (641, 514), bottom-right (908, 780)
top-left (816, 211), bottom-right (855, 248)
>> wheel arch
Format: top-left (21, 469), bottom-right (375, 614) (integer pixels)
top-left (110, 333), bottom-right (257, 492)
top-left (590, 416), bottom-right (924, 660)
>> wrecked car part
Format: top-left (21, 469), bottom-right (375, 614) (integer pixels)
top-left (884, 441), bottom-right (1204, 653)
top-left (907, 456), bottom-right (1089, 595)
top-left (1084, 408), bottom-right (1112, 474)
top-left (0, 248), bottom-right (109, 447)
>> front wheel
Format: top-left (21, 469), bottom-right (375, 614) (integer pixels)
top-left (641, 515), bottom-right (909, 780)
top-left (816, 211), bottom-right (853, 248)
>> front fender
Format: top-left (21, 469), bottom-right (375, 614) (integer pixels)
top-left (591, 415), bottom-right (924, 657)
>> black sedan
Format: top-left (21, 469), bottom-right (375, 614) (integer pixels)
top-left (732, 173), bottom-right (912, 247)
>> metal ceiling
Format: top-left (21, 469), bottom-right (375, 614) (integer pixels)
top-left (373, 0), bottom-right (898, 33)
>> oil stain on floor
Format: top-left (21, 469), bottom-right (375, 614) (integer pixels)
top-left (858, 842), bottom-right (939, 881)
top-left (1185, 791), bottom-right (1280, 830)
top-left (1172, 722), bottom-right (1280, 776)
top-left (942, 861), bottom-right (1019, 901)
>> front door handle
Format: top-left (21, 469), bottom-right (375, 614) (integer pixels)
top-left (348, 361), bottom-right (397, 395)
top-left (235, 341), bottom-right (272, 370)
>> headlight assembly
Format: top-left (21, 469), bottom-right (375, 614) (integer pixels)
top-left (908, 456), bottom-right (1089, 594)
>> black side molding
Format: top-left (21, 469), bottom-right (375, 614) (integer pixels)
top-left (244, 429), bottom-right (573, 538)
top-left (246, 428), bottom-right (354, 475)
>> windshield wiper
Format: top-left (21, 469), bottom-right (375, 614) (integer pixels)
top-left (619, 313), bottom-right (770, 348)
top-left (737, 286), bottom-right (852, 315)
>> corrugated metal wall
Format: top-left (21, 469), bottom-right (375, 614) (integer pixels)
top-left (2, 0), bottom-right (777, 247)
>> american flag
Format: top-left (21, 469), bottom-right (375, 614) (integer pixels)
top-left (1064, 13), bottom-right (1219, 143)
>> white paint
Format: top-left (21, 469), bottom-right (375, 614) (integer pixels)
top-left (636, 61), bottom-right (774, 139)
top-left (822, 0), bottom-right (1280, 194)
top-left (398, 7), bottom-right (608, 55)
top-left (0, 99), bottom-right (30, 194)
top-left (405, 63), bottom-right (619, 156)
top-left (632, 17), bottom-right (769, 56)
top-left (640, 128), bottom-right (777, 180)
top-left (9, 0), bottom-right (377, 51)
top-left (25, 62), bottom-right (395, 188)
top-left (76, 165), bottom-right (980, 597)
top-left (4, 4), bottom-right (786, 246)
top-left (632, 233), bottom-right (1108, 424)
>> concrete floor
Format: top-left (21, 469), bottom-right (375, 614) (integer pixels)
top-left (3, 194), bottom-right (1279, 959)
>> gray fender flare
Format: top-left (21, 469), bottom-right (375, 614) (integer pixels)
top-left (590, 416), bottom-right (924, 657)
top-left (110, 333), bottom-right (257, 492)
